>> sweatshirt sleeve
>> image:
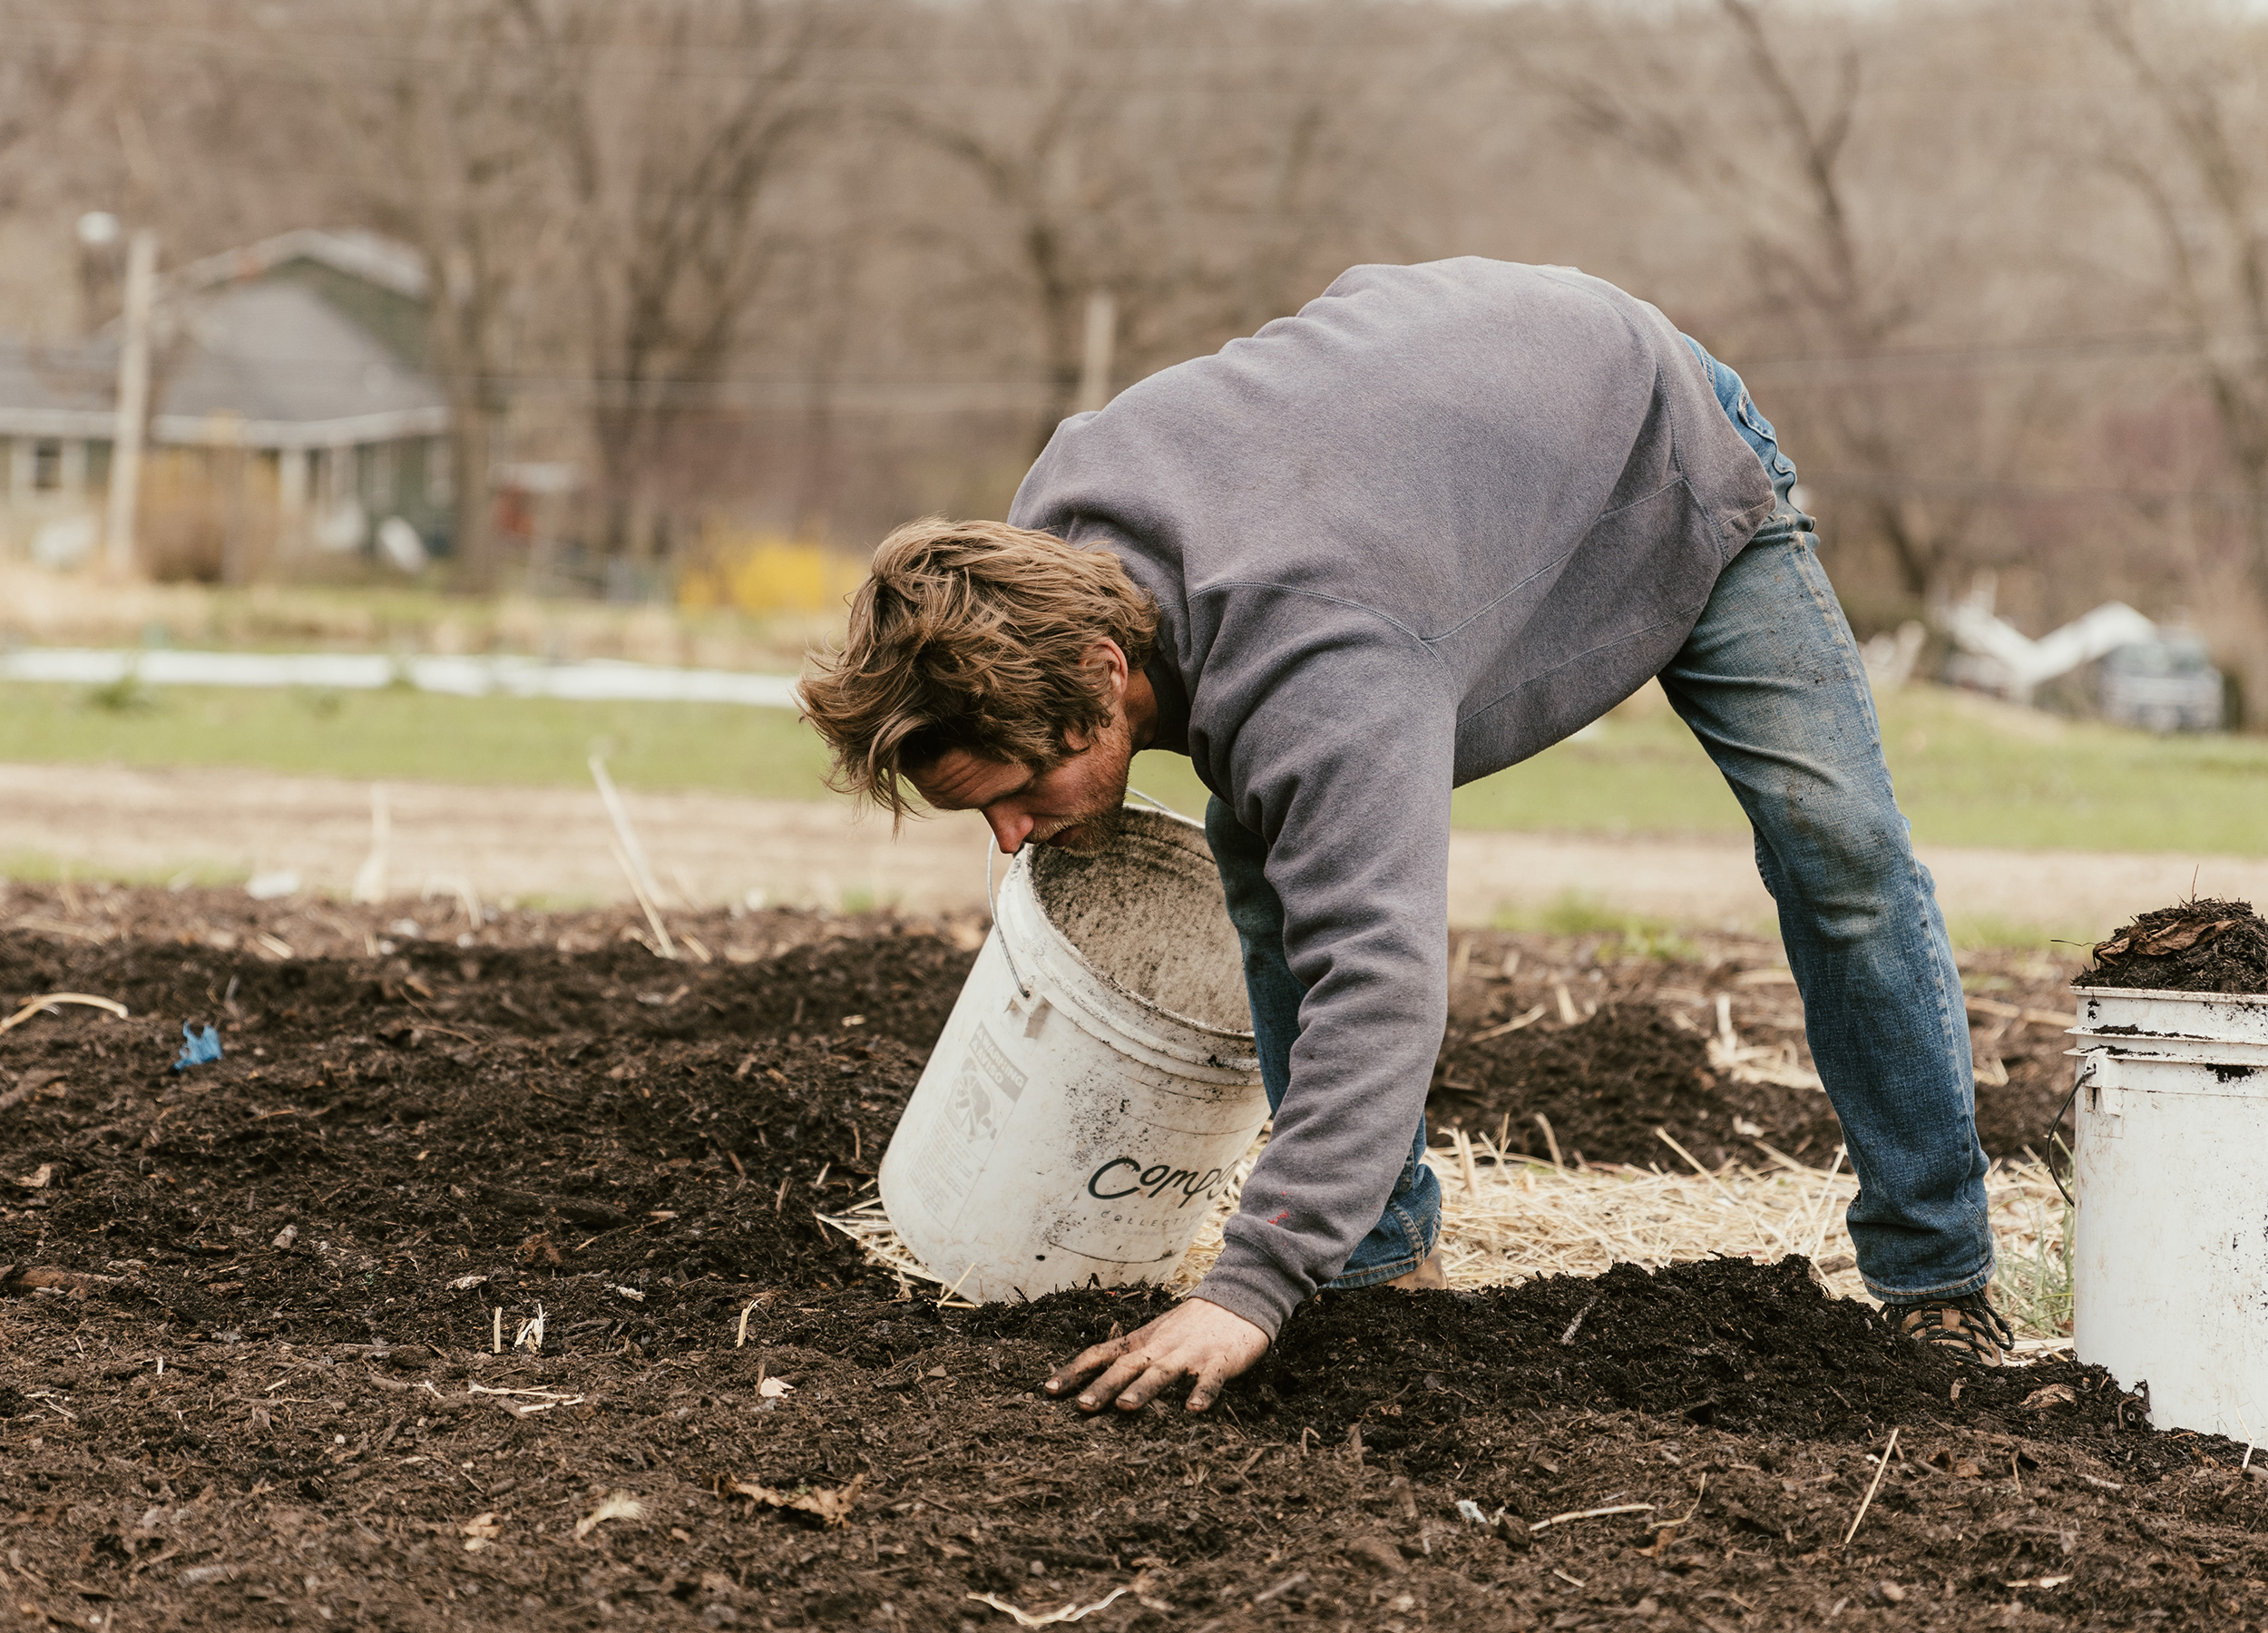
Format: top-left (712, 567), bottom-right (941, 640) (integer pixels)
top-left (1188, 611), bottom-right (1460, 1337)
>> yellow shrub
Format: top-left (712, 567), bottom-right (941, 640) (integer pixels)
top-left (679, 527), bottom-right (865, 616)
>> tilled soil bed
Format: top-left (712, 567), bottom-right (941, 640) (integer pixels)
top-left (2, 887), bottom-right (2235, 1632)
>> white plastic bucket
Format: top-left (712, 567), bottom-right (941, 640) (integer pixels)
top-left (877, 807), bottom-right (1267, 1303)
top-left (2069, 985), bottom-right (2268, 1438)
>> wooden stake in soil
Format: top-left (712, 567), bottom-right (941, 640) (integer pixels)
top-left (351, 784), bottom-right (389, 905)
top-left (590, 755), bottom-right (676, 959)
top-left (1843, 1427), bottom-right (1901, 1549)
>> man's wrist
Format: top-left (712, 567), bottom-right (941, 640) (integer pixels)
top-left (1190, 1258), bottom-right (1295, 1341)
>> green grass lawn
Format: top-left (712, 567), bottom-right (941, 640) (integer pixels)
top-left (10, 677), bottom-right (2267, 855)
top-left (5, 681), bottom-right (838, 801)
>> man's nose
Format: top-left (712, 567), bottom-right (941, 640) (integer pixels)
top-left (985, 807), bottom-right (1035, 855)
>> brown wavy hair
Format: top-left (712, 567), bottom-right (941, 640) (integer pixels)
top-left (801, 517), bottom-right (1160, 817)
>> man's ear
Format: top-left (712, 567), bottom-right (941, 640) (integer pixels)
top-left (1082, 638), bottom-right (1131, 704)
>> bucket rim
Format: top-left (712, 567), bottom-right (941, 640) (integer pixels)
top-left (1011, 807), bottom-right (1259, 1048)
top-left (2067, 1041), bottom-right (2268, 1070)
top-left (2073, 984), bottom-right (2268, 1006)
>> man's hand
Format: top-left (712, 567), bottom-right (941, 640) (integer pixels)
top-left (1044, 1297), bottom-right (1268, 1413)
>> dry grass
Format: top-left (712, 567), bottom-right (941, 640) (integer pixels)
top-left (819, 1135), bottom-right (2073, 1345)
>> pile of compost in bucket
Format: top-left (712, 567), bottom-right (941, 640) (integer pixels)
top-left (6, 888), bottom-right (2233, 1631)
top-left (2076, 896), bottom-right (2268, 994)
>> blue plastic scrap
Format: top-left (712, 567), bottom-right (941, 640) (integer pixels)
top-left (172, 1022), bottom-right (223, 1071)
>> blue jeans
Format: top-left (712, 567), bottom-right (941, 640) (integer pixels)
top-left (1204, 339), bottom-right (1995, 1305)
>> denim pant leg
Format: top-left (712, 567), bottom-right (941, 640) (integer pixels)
top-left (1204, 796), bottom-right (1442, 1286)
top-left (1666, 344), bottom-right (1994, 1303)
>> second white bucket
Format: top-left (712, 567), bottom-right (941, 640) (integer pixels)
top-left (877, 806), bottom-right (1268, 1304)
top-left (2070, 984), bottom-right (2268, 1439)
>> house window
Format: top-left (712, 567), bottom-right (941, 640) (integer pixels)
top-left (32, 440), bottom-right (62, 490)
top-left (425, 435), bottom-right (452, 506)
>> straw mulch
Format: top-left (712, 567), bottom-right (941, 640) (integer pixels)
top-left (819, 1133), bottom-right (2072, 1345)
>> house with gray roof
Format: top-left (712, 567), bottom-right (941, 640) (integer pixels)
top-left (0, 229), bottom-right (452, 573)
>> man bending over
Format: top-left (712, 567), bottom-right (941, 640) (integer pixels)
top-left (803, 258), bottom-right (2005, 1414)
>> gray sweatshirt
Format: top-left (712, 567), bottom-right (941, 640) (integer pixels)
top-left (1006, 259), bottom-right (1774, 1336)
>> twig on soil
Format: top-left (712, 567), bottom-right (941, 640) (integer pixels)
top-left (1559, 1296), bottom-right (1599, 1346)
top-left (1843, 1427), bottom-right (1901, 1549)
top-left (964, 1588), bottom-right (1130, 1627)
top-left (737, 1302), bottom-right (758, 1347)
top-left (1470, 1004), bottom-right (1547, 1043)
top-left (591, 756), bottom-right (676, 958)
top-left (1645, 1472), bottom-right (1708, 1531)
top-left (0, 992), bottom-right (129, 1034)
top-left (939, 1261), bottom-right (981, 1306)
top-left (1529, 1502), bottom-right (1655, 1533)
top-left (491, 1308), bottom-right (502, 1354)
top-left (1535, 1113), bottom-right (1564, 1171)
top-left (1253, 1573), bottom-right (1309, 1606)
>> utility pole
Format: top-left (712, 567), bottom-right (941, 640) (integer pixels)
top-left (103, 229), bottom-right (157, 576)
top-left (1074, 288), bottom-right (1117, 416)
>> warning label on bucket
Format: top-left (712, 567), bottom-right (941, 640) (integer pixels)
top-left (904, 1021), bottom-right (1024, 1223)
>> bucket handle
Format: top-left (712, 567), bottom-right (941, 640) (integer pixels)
top-left (1124, 787), bottom-right (1181, 816)
top-left (984, 839), bottom-right (1034, 999)
top-left (2047, 1051), bottom-right (2102, 1206)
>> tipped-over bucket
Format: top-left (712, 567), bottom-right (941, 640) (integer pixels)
top-left (2070, 985), bottom-right (2268, 1437)
top-left (877, 807), bottom-right (1267, 1303)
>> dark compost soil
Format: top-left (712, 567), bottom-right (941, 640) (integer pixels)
top-left (4, 888), bottom-right (2226, 1632)
top-left (2076, 898), bottom-right (2268, 996)
top-left (1425, 936), bottom-right (2079, 1171)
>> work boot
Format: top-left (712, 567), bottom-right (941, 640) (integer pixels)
top-left (1882, 1290), bottom-right (2015, 1366)
top-left (1384, 1252), bottom-right (1448, 1291)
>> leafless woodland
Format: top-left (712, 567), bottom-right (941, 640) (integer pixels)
top-left (5, 0), bottom-right (2268, 713)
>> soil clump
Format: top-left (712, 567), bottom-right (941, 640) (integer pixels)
top-left (2076, 896), bottom-right (2268, 995)
top-left (4, 888), bottom-right (2210, 1631)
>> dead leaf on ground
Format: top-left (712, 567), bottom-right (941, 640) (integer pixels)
top-left (2024, 1384), bottom-right (2078, 1410)
top-left (728, 1473), bottom-right (864, 1528)
top-left (15, 1163), bottom-right (53, 1189)
top-left (460, 1513), bottom-right (502, 1552)
top-left (572, 1493), bottom-right (645, 1540)
top-left (757, 1376), bottom-right (794, 1399)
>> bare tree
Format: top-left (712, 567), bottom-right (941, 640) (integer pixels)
top-left (1512, 0), bottom-right (2068, 602)
top-left (2094, 0), bottom-right (2268, 623)
top-left (541, 0), bottom-right (841, 567)
top-left (320, 0), bottom-right (590, 593)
